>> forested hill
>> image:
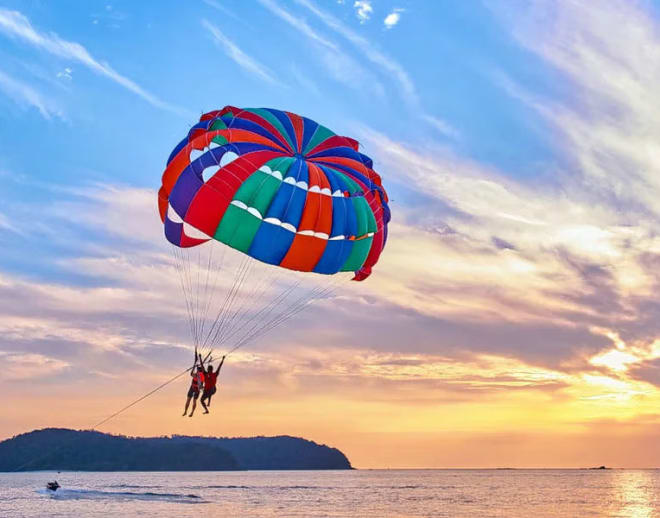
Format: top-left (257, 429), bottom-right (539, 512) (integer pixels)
top-left (0, 428), bottom-right (352, 471)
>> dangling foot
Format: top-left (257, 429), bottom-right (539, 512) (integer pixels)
top-left (203, 410), bottom-right (209, 414)
top-left (182, 412), bottom-right (187, 416)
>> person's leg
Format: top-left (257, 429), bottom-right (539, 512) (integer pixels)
top-left (200, 394), bottom-right (209, 414)
top-left (208, 387), bottom-right (217, 407)
top-left (183, 396), bottom-right (191, 416)
top-left (189, 393), bottom-right (198, 416)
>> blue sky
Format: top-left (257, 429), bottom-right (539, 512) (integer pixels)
top-left (2, 0), bottom-right (660, 468)
top-left (0, 0), bottom-right (561, 282)
top-left (0, 1), bottom-right (559, 193)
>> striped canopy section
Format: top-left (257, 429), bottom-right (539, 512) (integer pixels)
top-left (158, 106), bottom-right (391, 281)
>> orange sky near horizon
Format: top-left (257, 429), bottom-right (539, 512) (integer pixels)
top-left (2, 0), bottom-right (660, 470)
top-left (2, 332), bottom-right (659, 468)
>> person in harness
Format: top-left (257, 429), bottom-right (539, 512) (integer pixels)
top-left (200, 355), bottom-right (225, 414)
top-left (182, 349), bottom-right (205, 417)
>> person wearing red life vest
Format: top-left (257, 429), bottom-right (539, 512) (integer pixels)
top-left (200, 355), bottom-right (225, 414)
top-left (182, 349), bottom-right (205, 417)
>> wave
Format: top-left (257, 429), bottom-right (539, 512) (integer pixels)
top-left (205, 485), bottom-right (251, 489)
top-left (205, 485), bottom-right (320, 490)
top-left (205, 484), bottom-right (427, 490)
top-left (37, 488), bottom-right (204, 503)
top-left (107, 484), bottom-right (164, 489)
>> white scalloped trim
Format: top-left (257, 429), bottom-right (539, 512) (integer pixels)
top-left (183, 222), bottom-right (211, 240)
top-left (168, 204), bottom-right (183, 224)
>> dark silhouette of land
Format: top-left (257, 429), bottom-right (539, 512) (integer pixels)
top-left (0, 428), bottom-right (352, 471)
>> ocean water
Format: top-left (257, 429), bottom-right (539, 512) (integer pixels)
top-left (0, 469), bottom-right (658, 517)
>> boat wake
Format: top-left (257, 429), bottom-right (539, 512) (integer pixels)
top-left (37, 488), bottom-right (205, 503)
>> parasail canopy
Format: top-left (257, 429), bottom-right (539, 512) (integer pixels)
top-left (158, 106), bottom-right (390, 281)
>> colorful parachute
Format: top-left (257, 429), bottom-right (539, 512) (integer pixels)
top-left (159, 107), bottom-right (390, 356)
top-left (159, 106), bottom-right (390, 281)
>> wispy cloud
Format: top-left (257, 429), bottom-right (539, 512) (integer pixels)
top-left (201, 0), bottom-right (233, 16)
top-left (56, 67), bottom-right (72, 81)
top-left (0, 352), bottom-right (70, 381)
top-left (494, 0), bottom-right (660, 220)
top-left (0, 8), bottom-right (188, 116)
top-left (0, 166), bottom-right (658, 466)
top-left (295, 0), bottom-right (459, 142)
top-left (343, 0), bottom-right (660, 403)
top-left (256, 0), bottom-right (338, 51)
top-left (0, 68), bottom-right (65, 120)
top-left (90, 3), bottom-right (128, 29)
top-left (353, 1), bottom-right (373, 23)
top-left (254, 0), bottom-right (384, 96)
top-left (0, 211), bottom-right (21, 234)
top-left (201, 19), bottom-right (280, 85)
top-left (2, 0), bottom-right (660, 467)
top-left (422, 114), bottom-right (460, 139)
top-left (384, 8), bottom-right (404, 30)
top-left (202, 0), bottom-right (251, 25)
top-left (295, 0), bottom-right (417, 104)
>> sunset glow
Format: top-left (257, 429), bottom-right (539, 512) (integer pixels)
top-left (1, 0), bottom-right (659, 469)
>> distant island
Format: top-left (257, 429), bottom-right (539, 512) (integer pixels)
top-left (0, 428), bottom-right (352, 471)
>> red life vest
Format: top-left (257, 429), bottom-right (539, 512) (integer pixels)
top-left (204, 371), bottom-right (218, 390)
top-left (191, 371), bottom-right (203, 390)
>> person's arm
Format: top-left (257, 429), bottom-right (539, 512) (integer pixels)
top-left (192, 347), bottom-right (199, 372)
top-left (217, 355), bottom-right (226, 373)
top-left (198, 355), bottom-right (206, 386)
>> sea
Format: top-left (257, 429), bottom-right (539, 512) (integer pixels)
top-left (0, 469), bottom-right (658, 517)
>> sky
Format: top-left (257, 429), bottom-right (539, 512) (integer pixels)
top-left (0, 0), bottom-right (659, 469)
